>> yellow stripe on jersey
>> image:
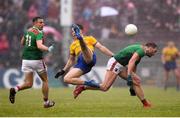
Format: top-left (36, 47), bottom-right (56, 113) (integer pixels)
top-left (70, 36), bottom-right (97, 56)
top-left (162, 47), bottom-right (178, 61)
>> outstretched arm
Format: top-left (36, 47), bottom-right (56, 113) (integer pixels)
top-left (62, 54), bottom-right (76, 72)
top-left (55, 54), bottom-right (76, 78)
top-left (95, 42), bottom-right (114, 57)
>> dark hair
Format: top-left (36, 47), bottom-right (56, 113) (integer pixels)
top-left (76, 24), bottom-right (83, 30)
top-left (32, 16), bottom-right (43, 23)
top-left (145, 42), bottom-right (157, 48)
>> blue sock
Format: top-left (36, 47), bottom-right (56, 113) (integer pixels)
top-left (84, 80), bottom-right (100, 88)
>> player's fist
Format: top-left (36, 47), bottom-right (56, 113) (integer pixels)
top-left (48, 45), bottom-right (54, 52)
top-left (127, 75), bottom-right (133, 86)
top-left (54, 69), bottom-right (65, 78)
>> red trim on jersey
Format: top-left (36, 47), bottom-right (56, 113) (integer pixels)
top-left (28, 28), bottom-right (39, 35)
top-left (110, 61), bottom-right (118, 71)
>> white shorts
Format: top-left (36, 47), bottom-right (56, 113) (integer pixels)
top-left (106, 57), bottom-right (126, 74)
top-left (21, 60), bottom-right (47, 73)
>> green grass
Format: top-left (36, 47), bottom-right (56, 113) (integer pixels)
top-left (0, 87), bottom-right (180, 117)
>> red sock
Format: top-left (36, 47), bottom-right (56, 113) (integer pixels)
top-left (141, 99), bottom-right (148, 105)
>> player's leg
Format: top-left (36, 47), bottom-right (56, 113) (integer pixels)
top-left (131, 74), bottom-right (151, 108)
top-left (72, 25), bottom-right (93, 63)
top-left (118, 68), bottom-right (136, 96)
top-left (64, 68), bottom-right (84, 85)
top-left (79, 39), bottom-right (93, 63)
top-left (9, 72), bottom-right (33, 104)
top-left (164, 70), bottom-right (169, 90)
top-left (64, 67), bottom-right (100, 87)
top-left (73, 57), bottom-right (120, 98)
top-left (163, 63), bottom-right (170, 90)
top-left (37, 71), bottom-right (55, 108)
top-left (174, 68), bottom-right (180, 91)
top-left (36, 60), bottom-right (55, 108)
top-left (73, 70), bottom-right (118, 99)
top-left (119, 69), bottom-right (151, 107)
top-left (99, 70), bottom-right (118, 91)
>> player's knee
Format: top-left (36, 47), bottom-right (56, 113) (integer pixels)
top-left (100, 85), bottom-right (109, 92)
top-left (26, 82), bottom-right (33, 88)
top-left (64, 76), bottom-right (71, 83)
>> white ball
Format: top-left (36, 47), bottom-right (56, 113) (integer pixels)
top-left (125, 24), bottom-right (138, 36)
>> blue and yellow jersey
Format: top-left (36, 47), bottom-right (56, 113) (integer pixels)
top-left (162, 47), bottom-right (179, 62)
top-left (69, 36), bottom-right (97, 56)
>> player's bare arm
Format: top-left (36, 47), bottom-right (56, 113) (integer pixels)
top-left (126, 52), bottom-right (140, 86)
top-left (54, 54), bottom-right (76, 78)
top-left (63, 54), bottom-right (76, 72)
top-left (127, 52), bottom-right (140, 75)
top-left (36, 40), bottom-right (54, 52)
top-left (95, 42), bottom-right (114, 57)
top-left (36, 40), bottom-right (49, 51)
top-left (161, 54), bottom-right (166, 64)
top-left (20, 36), bottom-right (25, 46)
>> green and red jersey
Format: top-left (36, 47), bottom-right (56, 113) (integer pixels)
top-left (22, 26), bottom-right (44, 60)
top-left (114, 44), bottom-right (145, 66)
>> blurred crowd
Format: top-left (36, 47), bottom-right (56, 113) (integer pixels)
top-left (0, 0), bottom-right (180, 68)
top-left (73, 0), bottom-right (180, 39)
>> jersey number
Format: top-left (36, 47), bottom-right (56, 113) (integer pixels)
top-left (25, 34), bottom-right (32, 46)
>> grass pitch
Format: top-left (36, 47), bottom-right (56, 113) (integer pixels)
top-left (0, 86), bottom-right (180, 117)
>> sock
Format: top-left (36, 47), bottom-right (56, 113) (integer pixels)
top-left (84, 80), bottom-right (100, 88)
top-left (44, 98), bottom-right (48, 102)
top-left (141, 99), bottom-right (148, 105)
top-left (15, 86), bottom-right (20, 92)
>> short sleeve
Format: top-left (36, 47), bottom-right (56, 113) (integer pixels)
top-left (136, 48), bottom-right (145, 58)
top-left (90, 36), bottom-right (97, 46)
top-left (162, 48), bottom-right (166, 54)
top-left (69, 43), bottom-right (75, 55)
top-left (36, 32), bottom-right (43, 40)
top-left (174, 47), bottom-right (179, 53)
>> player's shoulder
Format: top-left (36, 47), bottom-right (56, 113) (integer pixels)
top-left (162, 47), bottom-right (169, 53)
top-left (27, 27), bottom-right (42, 35)
top-left (173, 46), bottom-right (178, 51)
top-left (128, 44), bottom-right (141, 49)
top-left (84, 35), bottom-right (96, 40)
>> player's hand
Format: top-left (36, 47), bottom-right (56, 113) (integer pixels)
top-left (48, 45), bottom-right (54, 52)
top-left (54, 69), bottom-right (65, 78)
top-left (127, 75), bottom-right (133, 86)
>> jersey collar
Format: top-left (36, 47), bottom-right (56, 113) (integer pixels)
top-left (32, 26), bottom-right (43, 33)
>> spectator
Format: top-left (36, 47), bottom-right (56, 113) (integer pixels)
top-left (0, 33), bottom-right (10, 66)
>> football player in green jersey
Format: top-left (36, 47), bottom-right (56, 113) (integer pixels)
top-left (73, 42), bottom-right (157, 108)
top-left (9, 17), bottom-right (55, 108)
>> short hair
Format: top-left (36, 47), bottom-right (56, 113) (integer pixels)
top-left (32, 16), bottom-right (43, 23)
top-left (76, 24), bottom-right (83, 30)
top-left (145, 42), bottom-right (157, 48)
